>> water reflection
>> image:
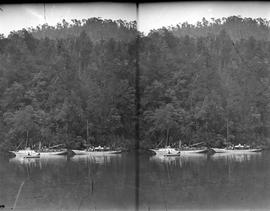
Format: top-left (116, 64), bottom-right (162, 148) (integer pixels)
top-left (211, 152), bottom-right (262, 162)
top-left (9, 155), bottom-right (69, 169)
top-left (9, 156), bottom-right (41, 166)
top-left (150, 153), bottom-right (208, 167)
top-left (3, 154), bottom-right (134, 211)
top-left (70, 154), bottom-right (122, 164)
top-left (149, 152), bottom-right (263, 166)
top-left (9, 154), bottom-right (122, 168)
top-left (1, 152), bottom-right (270, 210)
top-left (141, 152), bottom-right (270, 210)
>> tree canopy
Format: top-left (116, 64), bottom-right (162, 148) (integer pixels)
top-left (0, 16), bottom-right (269, 150)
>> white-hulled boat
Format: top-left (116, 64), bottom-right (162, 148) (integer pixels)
top-left (38, 149), bottom-right (68, 156)
top-left (212, 144), bottom-right (263, 154)
top-left (176, 140), bottom-right (209, 155)
top-left (150, 146), bottom-right (180, 157)
top-left (72, 150), bottom-right (121, 156)
top-left (37, 143), bottom-right (68, 156)
top-left (179, 148), bottom-right (208, 155)
top-left (10, 147), bottom-right (40, 158)
top-left (72, 146), bottom-right (121, 156)
top-left (223, 148), bottom-right (262, 153)
top-left (211, 148), bottom-right (227, 153)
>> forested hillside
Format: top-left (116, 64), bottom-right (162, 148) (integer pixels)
top-left (140, 18), bottom-right (270, 147)
top-left (24, 18), bottom-right (137, 42)
top-left (0, 16), bottom-right (269, 150)
top-left (0, 19), bottom-right (137, 150)
top-left (152, 16), bottom-right (270, 41)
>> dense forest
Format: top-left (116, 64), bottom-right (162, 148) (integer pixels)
top-left (140, 16), bottom-right (270, 148)
top-left (0, 16), bottom-right (269, 151)
top-left (0, 18), bottom-right (137, 150)
top-left (24, 18), bottom-right (137, 42)
top-left (153, 16), bottom-right (270, 41)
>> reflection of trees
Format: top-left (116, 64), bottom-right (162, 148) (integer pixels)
top-left (70, 154), bottom-right (121, 165)
top-left (2, 152), bottom-right (269, 210)
top-left (4, 155), bottom-right (134, 210)
top-left (149, 154), bottom-right (208, 168)
top-left (140, 152), bottom-right (267, 210)
top-left (211, 152), bottom-right (262, 163)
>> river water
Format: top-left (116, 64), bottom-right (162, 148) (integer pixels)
top-left (0, 152), bottom-right (269, 211)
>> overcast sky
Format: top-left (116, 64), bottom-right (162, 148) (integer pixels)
top-left (0, 3), bottom-right (136, 36)
top-left (1, 2), bottom-right (270, 36)
top-left (139, 2), bottom-right (270, 34)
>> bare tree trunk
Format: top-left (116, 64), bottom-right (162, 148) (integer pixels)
top-left (25, 130), bottom-right (29, 148)
top-left (226, 118), bottom-right (229, 143)
top-left (86, 119), bottom-right (89, 144)
top-left (166, 128), bottom-right (170, 147)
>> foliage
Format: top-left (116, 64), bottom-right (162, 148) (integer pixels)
top-left (140, 18), bottom-right (270, 146)
top-left (0, 19), bottom-right (136, 149)
top-left (0, 16), bottom-right (269, 149)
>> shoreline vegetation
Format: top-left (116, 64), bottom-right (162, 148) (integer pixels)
top-left (0, 16), bottom-right (270, 152)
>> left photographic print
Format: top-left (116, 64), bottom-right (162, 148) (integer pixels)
top-left (0, 3), bottom-right (137, 211)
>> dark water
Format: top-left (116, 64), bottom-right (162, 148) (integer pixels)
top-left (0, 152), bottom-right (270, 211)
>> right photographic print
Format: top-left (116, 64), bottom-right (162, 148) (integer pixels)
top-left (137, 2), bottom-right (270, 211)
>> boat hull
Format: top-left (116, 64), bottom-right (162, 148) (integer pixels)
top-left (72, 150), bottom-right (121, 156)
top-left (150, 149), bottom-right (180, 156)
top-left (10, 150), bottom-right (40, 158)
top-left (249, 148), bottom-right (263, 152)
top-left (211, 148), bottom-right (227, 153)
top-left (39, 150), bottom-right (68, 156)
top-left (180, 149), bottom-right (208, 155)
top-left (225, 149), bottom-right (263, 153)
top-left (23, 155), bottom-right (40, 159)
top-left (212, 148), bottom-right (263, 154)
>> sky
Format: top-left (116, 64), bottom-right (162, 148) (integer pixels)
top-left (1, 2), bottom-right (270, 36)
top-left (139, 2), bottom-right (270, 34)
top-left (0, 3), bottom-right (136, 36)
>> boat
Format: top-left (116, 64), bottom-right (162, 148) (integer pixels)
top-left (212, 148), bottom-right (263, 153)
top-left (72, 146), bottom-right (122, 156)
top-left (10, 147), bottom-right (40, 158)
top-left (179, 148), bottom-right (208, 155)
top-left (177, 141), bottom-right (209, 155)
top-left (23, 154), bottom-right (40, 158)
top-left (223, 148), bottom-right (262, 153)
top-left (72, 150), bottom-right (121, 156)
top-left (212, 144), bottom-right (263, 154)
top-left (211, 148), bottom-right (227, 153)
top-left (150, 146), bottom-right (180, 157)
top-left (39, 150), bottom-right (67, 156)
top-left (150, 141), bottom-right (209, 157)
top-left (37, 144), bottom-right (68, 156)
top-left (39, 150), bottom-right (68, 156)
